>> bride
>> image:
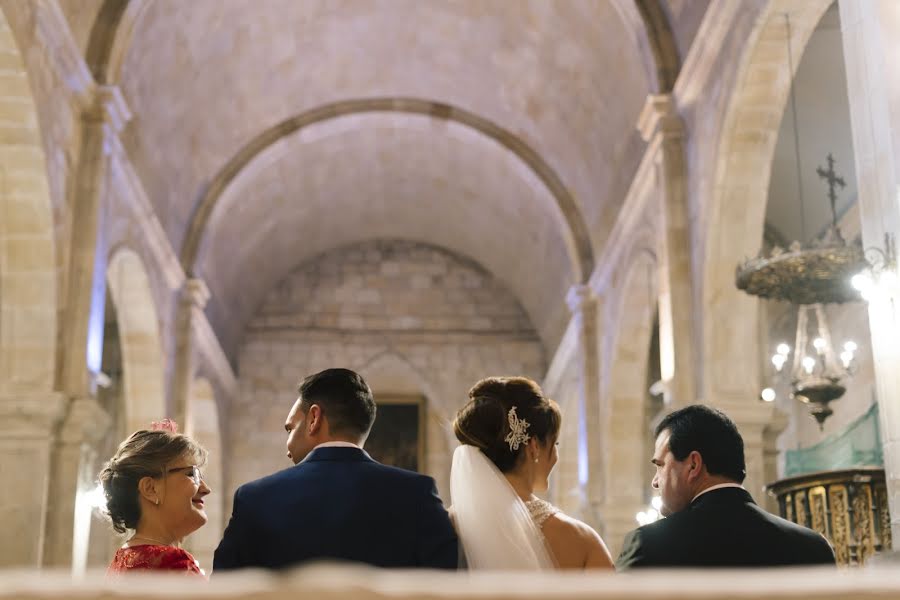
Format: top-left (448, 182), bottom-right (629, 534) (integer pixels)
top-left (451, 376), bottom-right (613, 570)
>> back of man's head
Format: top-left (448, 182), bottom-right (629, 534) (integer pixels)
top-left (298, 368), bottom-right (376, 439)
top-left (655, 404), bottom-right (746, 483)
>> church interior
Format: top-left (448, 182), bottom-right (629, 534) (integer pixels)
top-left (2, 0), bottom-right (900, 595)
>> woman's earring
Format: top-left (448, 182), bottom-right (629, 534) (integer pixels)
top-left (154, 498), bottom-right (159, 506)
top-left (533, 457), bottom-right (539, 463)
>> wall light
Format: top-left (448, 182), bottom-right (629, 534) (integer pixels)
top-left (635, 496), bottom-right (663, 525)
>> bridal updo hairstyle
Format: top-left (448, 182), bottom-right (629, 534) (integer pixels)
top-left (98, 428), bottom-right (207, 533)
top-left (453, 376), bottom-right (561, 472)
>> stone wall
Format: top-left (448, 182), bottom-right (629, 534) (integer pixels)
top-left (230, 240), bottom-right (546, 502)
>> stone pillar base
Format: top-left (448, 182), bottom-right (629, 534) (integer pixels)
top-left (0, 392), bottom-right (67, 567)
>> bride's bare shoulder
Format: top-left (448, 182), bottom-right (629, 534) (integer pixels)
top-left (543, 511), bottom-right (598, 542)
top-left (542, 512), bottom-right (614, 569)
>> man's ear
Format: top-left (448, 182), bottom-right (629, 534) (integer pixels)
top-left (307, 404), bottom-right (323, 435)
top-left (686, 450), bottom-right (704, 481)
top-left (137, 476), bottom-right (160, 506)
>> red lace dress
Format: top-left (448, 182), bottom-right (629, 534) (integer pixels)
top-left (107, 545), bottom-right (204, 576)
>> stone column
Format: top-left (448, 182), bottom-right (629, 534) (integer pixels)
top-left (565, 284), bottom-right (605, 532)
top-left (0, 393), bottom-right (67, 567)
top-left (762, 410), bottom-right (789, 514)
top-left (171, 279), bottom-right (211, 434)
top-left (638, 95), bottom-right (785, 503)
top-left (839, 0), bottom-right (900, 540)
top-left (58, 85), bottom-right (130, 398)
top-left (43, 397), bottom-right (110, 569)
top-left (44, 85), bottom-right (129, 568)
top-left (718, 401), bottom-right (784, 507)
top-left (638, 95), bottom-right (698, 408)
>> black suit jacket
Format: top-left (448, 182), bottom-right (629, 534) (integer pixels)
top-left (616, 487), bottom-right (836, 569)
top-left (213, 447), bottom-right (458, 571)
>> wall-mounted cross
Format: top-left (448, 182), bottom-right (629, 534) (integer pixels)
top-left (816, 153), bottom-right (846, 228)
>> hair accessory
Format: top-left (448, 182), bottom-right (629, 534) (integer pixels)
top-left (151, 418), bottom-right (178, 434)
top-left (504, 406), bottom-right (531, 451)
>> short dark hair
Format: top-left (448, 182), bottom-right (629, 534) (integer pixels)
top-left (453, 376), bottom-right (561, 473)
top-left (655, 404), bottom-right (746, 483)
top-left (98, 429), bottom-right (207, 533)
top-left (298, 368), bottom-right (376, 438)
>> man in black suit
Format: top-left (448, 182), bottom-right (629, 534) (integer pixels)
top-left (213, 368), bottom-right (458, 571)
top-left (616, 404), bottom-right (835, 569)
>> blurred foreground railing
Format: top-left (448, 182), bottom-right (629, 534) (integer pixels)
top-left (3, 563), bottom-right (900, 600)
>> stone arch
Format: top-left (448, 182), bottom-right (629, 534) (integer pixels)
top-left (702, 0), bottom-right (832, 402)
top-left (356, 350), bottom-right (440, 410)
top-left (85, 0), bottom-right (150, 85)
top-left (0, 8), bottom-right (57, 392)
top-left (185, 376), bottom-right (223, 573)
top-left (355, 350), bottom-right (453, 501)
top-left (610, 0), bottom-right (681, 93)
top-left (603, 243), bottom-right (658, 553)
top-left (105, 248), bottom-right (166, 431)
top-left (180, 98), bottom-right (594, 285)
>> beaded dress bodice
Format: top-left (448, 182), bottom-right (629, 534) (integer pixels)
top-left (525, 497), bottom-right (560, 528)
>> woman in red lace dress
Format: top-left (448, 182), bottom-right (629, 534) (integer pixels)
top-left (99, 419), bottom-right (212, 576)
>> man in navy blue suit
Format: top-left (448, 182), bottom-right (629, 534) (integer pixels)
top-left (213, 368), bottom-right (458, 571)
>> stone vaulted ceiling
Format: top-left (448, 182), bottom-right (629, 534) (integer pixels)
top-left (110, 0), bottom-right (656, 357)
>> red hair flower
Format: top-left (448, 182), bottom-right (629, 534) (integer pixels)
top-left (151, 418), bottom-right (179, 434)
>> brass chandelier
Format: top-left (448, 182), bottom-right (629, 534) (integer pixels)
top-left (736, 154), bottom-right (865, 426)
top-left (734, 16), bottom-right (866, 426)
top-left (735, 162), bottom-right (865, 427)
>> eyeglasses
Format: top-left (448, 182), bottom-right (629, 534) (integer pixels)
top-left (166, 465), bottom-right (203, 486)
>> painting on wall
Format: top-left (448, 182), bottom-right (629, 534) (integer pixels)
top-left (365, 395), bottom-right (426, 472)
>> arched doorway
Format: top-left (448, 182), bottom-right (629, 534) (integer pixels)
top-left (76, 250), bottom-right (169, 569)
top-left (604, 250), bottom-right (659, 554)
top-left (105, 248), bottom-right (166, 432)
top-left (702, 0), bottom-right (832, 405)
top-left (357, 351), bottom-right (452, 503)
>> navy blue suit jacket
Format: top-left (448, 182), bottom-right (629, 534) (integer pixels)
top-left (213, 446), bottom-right (458, 571)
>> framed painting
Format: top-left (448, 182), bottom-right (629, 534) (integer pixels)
top-left (364, 394), bottom-right (426, 472)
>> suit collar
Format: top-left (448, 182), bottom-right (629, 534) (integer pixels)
top-left (302, 446), bottom-right (374, 463)
top-left (690, 485), bottom-right (754, 508)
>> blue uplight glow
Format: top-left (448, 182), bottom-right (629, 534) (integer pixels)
top-left (578, 392), bottom-right (589, 486)
top-left (85, 235), bottom-right (109, 376)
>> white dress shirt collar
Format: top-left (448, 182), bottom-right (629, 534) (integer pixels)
top-left (312, 441), bottom-right (361, 450)
top-left (691, 482), bottom-right (745, 503)
top-left (299, 441), bottom-right (363, 464)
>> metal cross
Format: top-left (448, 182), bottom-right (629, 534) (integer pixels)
top-left (816, 153), bottom-right (846, 228)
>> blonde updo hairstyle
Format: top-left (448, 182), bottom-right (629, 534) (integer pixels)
top-left (98, 429), bottom-right (207, 533)
top-left (453, 376), bottom-right (561, 473)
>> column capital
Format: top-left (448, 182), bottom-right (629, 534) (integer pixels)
top-left (83, 85), bottom-right (132, 133)
top-left (0, 391), bottom-right (68, 439)
top-left (56, 396), bottom-right (111, 446)
top-left (566, 284), bottom-right (597, 315)
top-left (181, 278), bottom-right (211, 310)
top-left (98, 85), bottom-right (132, 133)
top-left (638, 94), bottom-right (683, 143)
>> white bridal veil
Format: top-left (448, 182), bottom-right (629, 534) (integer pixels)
top-left (450, 444), bottom-right (554, 570)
